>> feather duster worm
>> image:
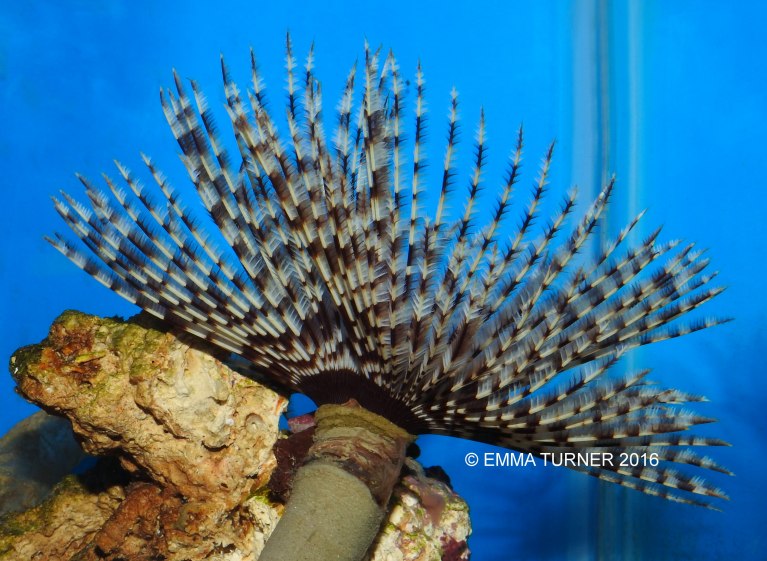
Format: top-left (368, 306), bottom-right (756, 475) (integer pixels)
top-left (48, 38), bottom-right (731, 560)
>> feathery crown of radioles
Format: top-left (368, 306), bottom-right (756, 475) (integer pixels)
top-left (49, 39), bottom-right (731, 509)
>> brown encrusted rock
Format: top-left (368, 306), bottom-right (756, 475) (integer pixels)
top-left (6, 311), bottom-right (286, 560)
top-left (10, 311), bottom-right (285, 509)
top-left (0, 465), bottom-right (127, 561)
top-left (366, 469), bottom-right (471, 561)
top-left (2, 311), bottom-right (471, 560)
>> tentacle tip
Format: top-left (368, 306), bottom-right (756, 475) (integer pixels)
top-left (713, 491), bottom-right (731, 501)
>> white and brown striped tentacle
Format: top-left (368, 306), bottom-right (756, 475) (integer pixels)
top-left (405, 110), bottom-right (488, 396)
top-left (167, 75), bottom-right (321, 364)
top-left (400, 61), bottom-right (436, 381)
top-left (401, 62), bottom-right (427, 306)
top-left (50, 179), bottom-right (293, 370)
top-left (430, 375), bottom-right (728, 508)
top-left (461, 229), bottom-right (711, 409)
top-left (485, 227), bottom-right (672, 377)
top-left (429, 140), bottom-right (546, 393)
top-left (386, 52), bottom-right (415, 393)
top-left (360, 46), bottom-right (395, 379)
top-left (220, 69), bottom-right (323, 355)
top-left (400, 91), bottom-right (464, 393)
top-left (423, 185), bottom-right (575, 406)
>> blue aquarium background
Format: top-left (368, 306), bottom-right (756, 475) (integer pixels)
top-left (2, 1), bottom-right (765, 559)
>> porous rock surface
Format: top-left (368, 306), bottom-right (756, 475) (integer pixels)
top-left (1, 311), bottom-right (470, 560)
